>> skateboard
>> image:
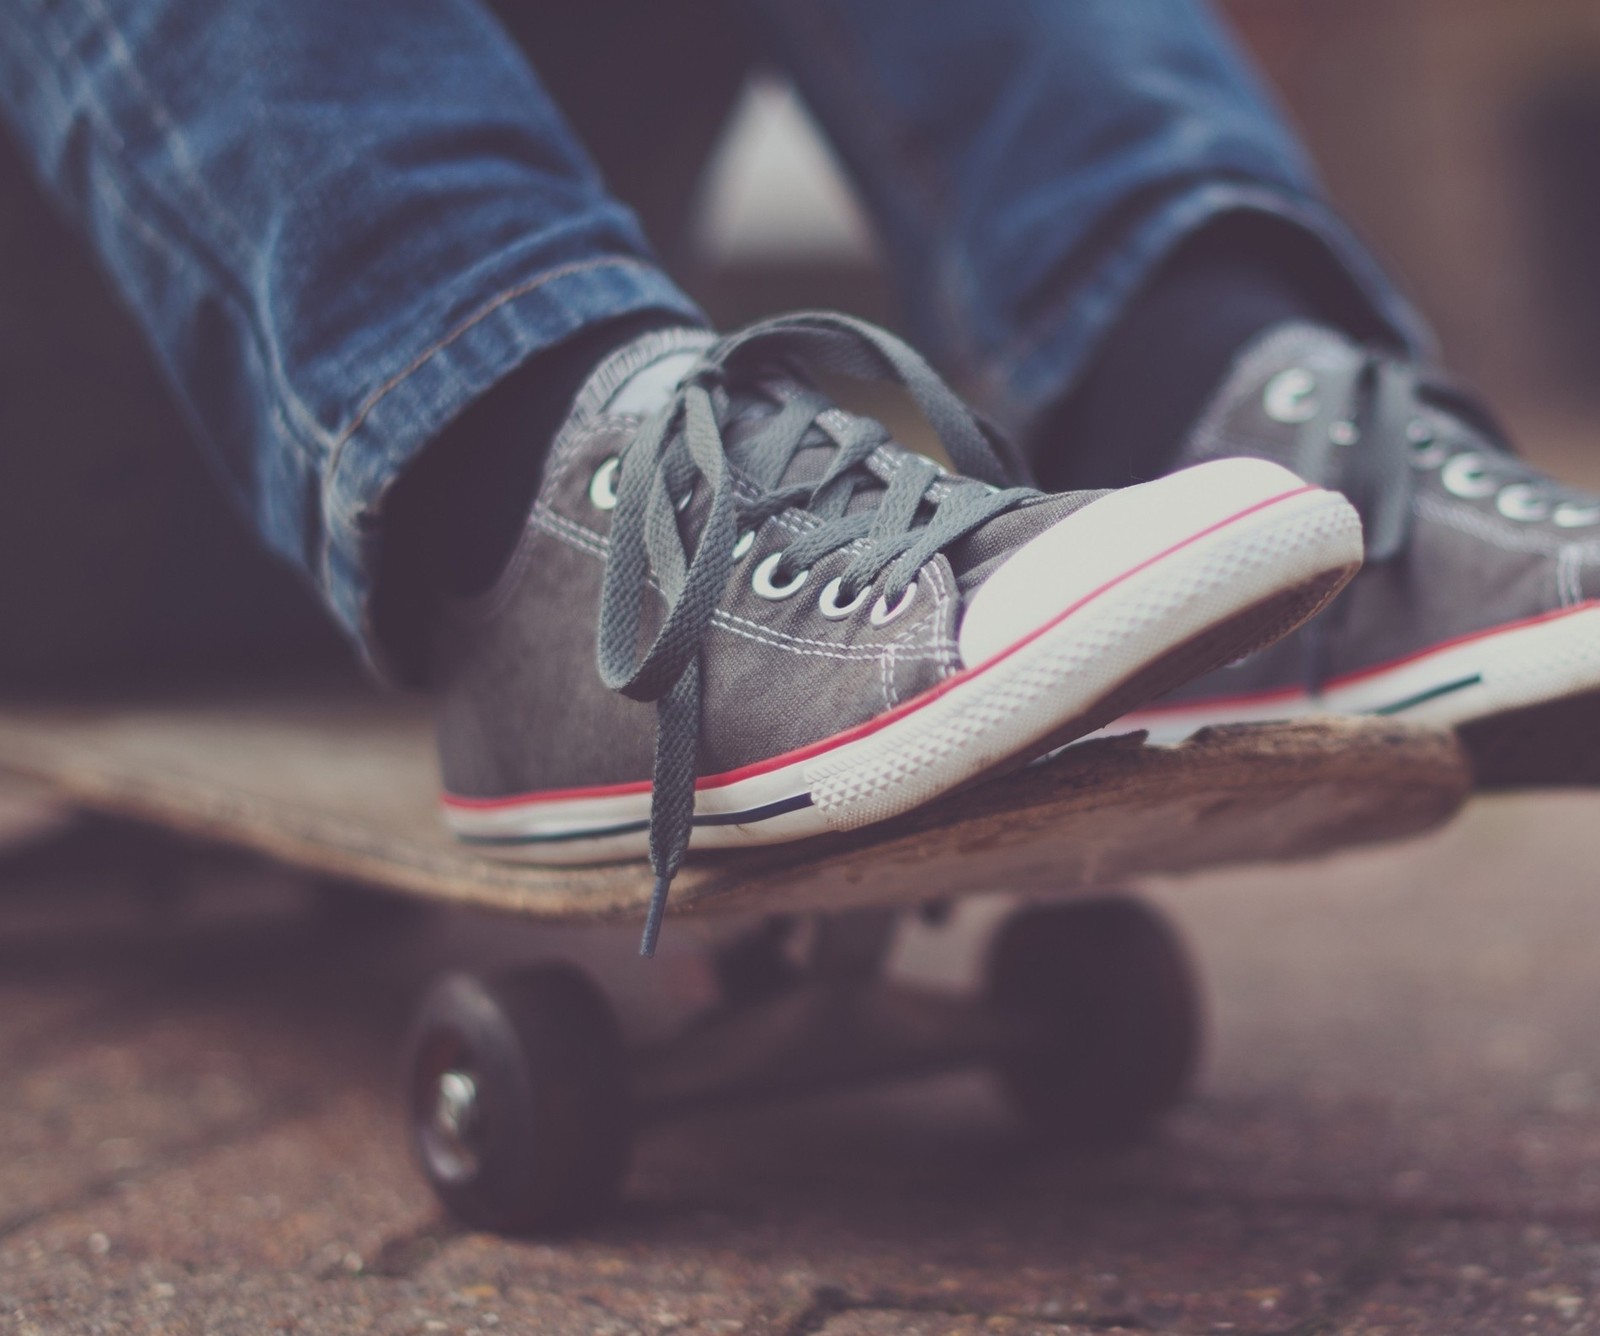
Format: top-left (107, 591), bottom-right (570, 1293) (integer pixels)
top-left (0, 684), bottom-right (1470, 1233)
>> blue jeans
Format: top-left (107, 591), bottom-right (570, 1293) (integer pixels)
top-left (0, 0), bottom-right (1425, 676)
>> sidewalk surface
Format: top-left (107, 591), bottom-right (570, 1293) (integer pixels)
top-left (1, 792), bottom-right (1598, 1336)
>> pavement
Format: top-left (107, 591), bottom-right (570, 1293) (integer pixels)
top-left (1, 791), bottom-right (1599, 1336)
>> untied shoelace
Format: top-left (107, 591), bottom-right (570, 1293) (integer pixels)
top-left (593, 312), bottom-right (1040, 955)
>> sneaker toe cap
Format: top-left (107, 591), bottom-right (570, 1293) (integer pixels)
top-left (957, 457), bottom-right (1345, 666)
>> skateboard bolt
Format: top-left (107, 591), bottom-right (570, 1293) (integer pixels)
top-left (431, 1070), bottom-right (480, 1155)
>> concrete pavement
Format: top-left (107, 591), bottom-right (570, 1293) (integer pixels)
top-left (1, 793), bottom-right (1598, 1335)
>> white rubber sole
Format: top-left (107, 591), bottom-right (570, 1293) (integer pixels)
top-left (1098, 601), bottom-right (1600, 744)
top-left (444, 462), bottom-right (1363, 863)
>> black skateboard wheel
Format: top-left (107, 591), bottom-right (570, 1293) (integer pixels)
top-left (986, 897), bottom-right (1201, 1146)
top-left (404, 965), bottom-right (632, 1233)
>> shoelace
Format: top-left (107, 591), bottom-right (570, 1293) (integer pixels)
top-left (1294, 350), bottom-right (1600, 692)
top-left (1324, 353), bottom-right (1600, 563)
top-left (594, 312), bottom-right (1039, 955)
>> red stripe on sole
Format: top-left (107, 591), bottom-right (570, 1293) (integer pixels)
top-left (443, 484), bottom-right (1324, 811)
top-left (1125, 599), bottom-right (1600, 720)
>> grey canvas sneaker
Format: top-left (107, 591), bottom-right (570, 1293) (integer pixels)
top-left (1104, 322), bottom-right (1600, 786)
top-left (433, 313), bottom-right (1363, 952)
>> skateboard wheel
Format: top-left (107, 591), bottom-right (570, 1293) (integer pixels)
top-left (404, 965), bottom-right (632, 1233)
top-left (985, 897), bottom-right (1201, 1146)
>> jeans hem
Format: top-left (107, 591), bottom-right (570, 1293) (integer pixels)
top-left (968, 181), bottom-right (1435, 445)
top-left (320, 255), bottom-right (704, 677)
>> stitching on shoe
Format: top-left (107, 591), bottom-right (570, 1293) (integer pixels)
top-left (337, 257), bottom-right (666, 451)
top-left (713, 617), bottom-right (947, 662)
top-left (532, 505), bottom-right (959, 655)
top-left (916, 561), bottom-right (963, 678)
top-left (1415, 493), bottom-right (1600, 557)
top-left (545, 416), bottom-right (632, 485)
top-left (1557, 544), bottom-right (1584, 607)
top-left (888, 565), bottom-right (944, 651)
top-left (528, 507), bottom-right (954, 664)
top-left (716, 604), bottom-right (956, 655)
top-left (882, 559), bottom-right (958, 684)
top-left (533, 504), bottom-right (607, 555)
top-left (455, 423), bottom-right (625, 621)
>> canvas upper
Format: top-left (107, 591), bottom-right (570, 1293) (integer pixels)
top-left (1117, 322), bottom-right (1600, 786)
top-left (431, 313), bottom-right (1365, 950)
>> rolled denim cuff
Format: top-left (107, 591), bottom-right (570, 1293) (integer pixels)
top-left (321, 256), bottom-right (704, 681)
top-left (966, 181), bottom-right (1436, 442)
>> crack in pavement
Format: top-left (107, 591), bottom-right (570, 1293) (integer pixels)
top-left (0, 1092), bottom-right (320, 1243)
top-left (764, 1213), bottom-right (1412, 1336)
top-left (775, 1283), bottom-right (1147, 1335)
top-left (1279, 1216), bottom-right (1405, 1336)
top-left (1044, 1180), bottom-right (1600, 1233)
top-left (350, 1219), bottom-right (464, 1280)
top-left (0, 984), bottom-right (194, 1078)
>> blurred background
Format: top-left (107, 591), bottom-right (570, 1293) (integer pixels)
top-left (4, 7), bottom-right (1600, 1330)
top-left (7, 0), bottom-right (1600, 682)
top-left (690, 0), bottom-right (1600, 479)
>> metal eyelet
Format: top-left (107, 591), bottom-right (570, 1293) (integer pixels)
top-left (732, 530), bottom-right (755, 560)
top-left (1554, 502), bottom-right (1600, 529)
top-left (751, 551), bottom-right (810, 600)
top-left (1440, 452), bottom-right (1497, 500)
top-left (1328, 420), bottom-right (1359, 447)
top-left (817, 577), bottom-right (870, 620)
top-left (1262, 368), bottom-right (1319, 424)
top-left (1495, 484), bottom-right (1551, 523)
top-left (588, 457), bottom-right (620, 511)
top-left (1408, 423), bottom-right (1447, 469)
top-left (870, 580), bottom-right (919, 627)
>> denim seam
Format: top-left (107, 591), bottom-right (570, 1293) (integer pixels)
top-left (16, 0), bottom-right (336, 459)
top-left (324, 256), bottom-right (700, 546)
top-left (329, 255), bottom-right (666, 464)
top-left (332, 264), bottom-right (703, 667)
top-left (73, 0), bottom-right (255, 261)
top-left (80, 156), bottom-right (334, 475)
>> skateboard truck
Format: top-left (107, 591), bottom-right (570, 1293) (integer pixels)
top-left (403, 897), bottom-right (1201, 1234)
top-left (0, 692), bottom-right (1473, 1236)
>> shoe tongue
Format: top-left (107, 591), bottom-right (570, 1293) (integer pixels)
top-left (721, 385), bottom-right (895, 516)
top-left (1178, 320), bottom-right (1365, 474)
top-left (607, 350), bottom-right (704, 416)
top-left (571, 328), bottom-right (718, 425)
top-left (581, 334), bottom-right (1092, 592)
top-left (726, 382), bottom-right (1105, 590)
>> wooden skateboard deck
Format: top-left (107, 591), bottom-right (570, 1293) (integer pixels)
top-left (0, 686), bottom-right (1472, 924)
